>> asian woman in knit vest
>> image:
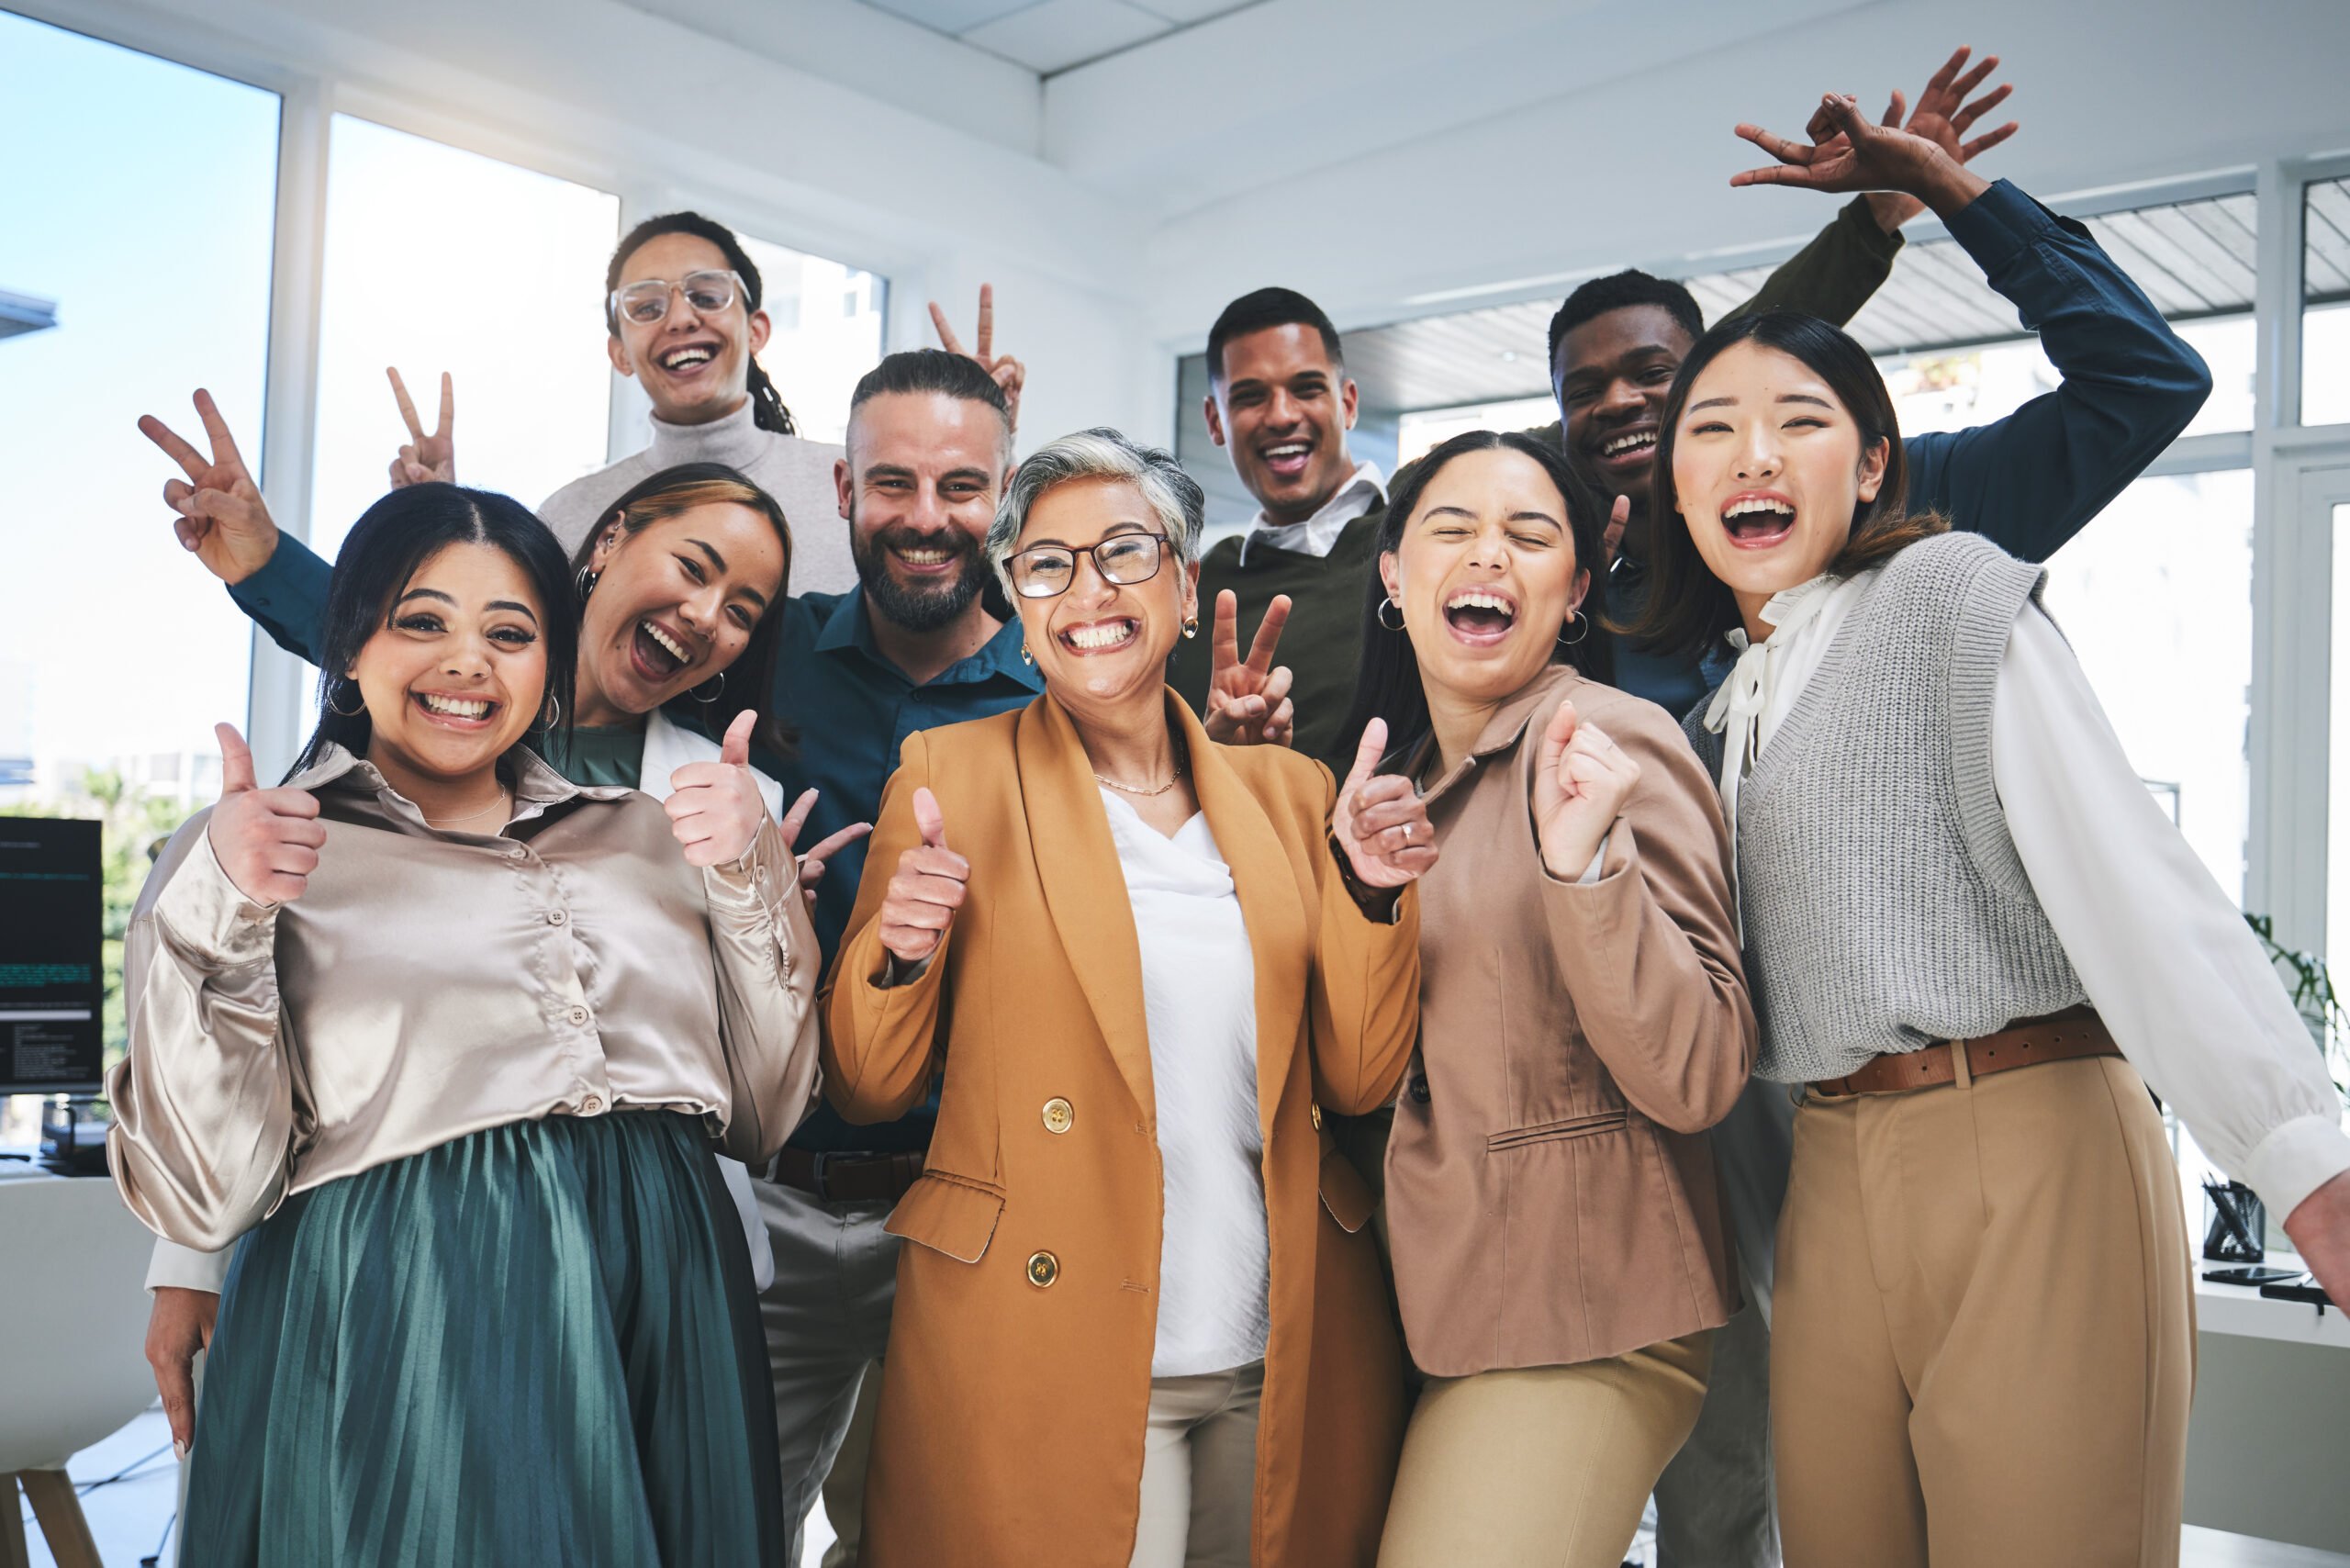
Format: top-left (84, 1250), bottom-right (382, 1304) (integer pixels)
top-left (1632, 301), bottom-right (2350, 1562)
top-left (1334, 430), bottom-right (1758, 1568)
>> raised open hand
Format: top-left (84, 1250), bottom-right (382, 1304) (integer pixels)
top-left (666, 711), bottom-right (773, 868)
top-left (139, 390), bottom-right (279, 585)
top-left (1807, 48), bottom-right (2020, 230)
top-left (206, 722), bottom-right (325, 906)
top-left (928, 284), bottom-right (1025, 431)
top-left (777, 787), bottom-right (873, 913)
top-left (1203, 591), bottom-right (1296, 747)
top-left (1331, 719), bottom-right (1437, 892)
top-left (1732, 93), bottom-right (1991, 223)
top-left (878, 787), bottom-right (969, 966)
top-left (1529, 699), bottom-right (1639, 881)
top-left (387, 367), bottom-right (456, 487)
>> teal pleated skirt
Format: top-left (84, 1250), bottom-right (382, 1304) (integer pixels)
top-left (182, 1110), bottom-right (784, 1567)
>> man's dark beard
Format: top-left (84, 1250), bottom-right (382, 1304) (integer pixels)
top-left (852, 523), bottom-right (990, 634)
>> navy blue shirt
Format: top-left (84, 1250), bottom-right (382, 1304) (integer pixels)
top-left (1606, 178), bottom-right (2213, 715)
top-left (227, 552), bottom-right (1040, 1154)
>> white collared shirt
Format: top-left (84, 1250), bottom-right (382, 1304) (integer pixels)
top-left (1236, 461), bottom-right (1385, 566)
top-left (1704, 568), bottom-right (2350, 1218)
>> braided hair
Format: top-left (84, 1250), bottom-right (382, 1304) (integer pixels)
top-left (605, 211), bottom-right (799, 437)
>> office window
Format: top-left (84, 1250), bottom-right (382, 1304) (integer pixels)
top-left (0, 13), bottom-right (278, 1130)
top-left (2302, 176), bottom-right (2350, 426)
top-left (738, 235), bottom-right (887, 448)
top-left (2042, 467), bottom-right (2254, 900)
top-left (306, 116), bottom-right (619, 566)
top-left (1876, 314), bottom-right (2255, 440)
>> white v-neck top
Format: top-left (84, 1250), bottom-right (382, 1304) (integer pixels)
top-left (1099, 789), bottom-right (1270, 1377)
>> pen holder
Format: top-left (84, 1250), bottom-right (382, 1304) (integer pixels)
top-left (2201, 1179), bottom-right (2266, 1264)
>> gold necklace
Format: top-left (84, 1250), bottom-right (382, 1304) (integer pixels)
top-left (1093, 764), bottom-right (1184, 798)
top-left (425, 785), bottom-right (511, 829)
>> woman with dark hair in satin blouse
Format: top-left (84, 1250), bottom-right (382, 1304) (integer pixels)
top-left (107, 481), bottom-right (823, 1567)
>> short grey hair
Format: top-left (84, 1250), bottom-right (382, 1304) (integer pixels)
top-left (986, 428), bottom-right (1206, 592)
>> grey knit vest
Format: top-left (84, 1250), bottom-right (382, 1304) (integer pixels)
top-left (1685, 532), bottom-right (2086, 1083)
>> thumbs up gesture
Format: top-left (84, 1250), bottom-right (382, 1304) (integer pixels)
top-left (1330, 718), bottom-right (1438, 890)
top-left (205, 723), bottom-right (324, 905)
top-left (878, 787), bottom-right (970, 965)
top-left (1530, 698), bottom-right (1640, 880)
top-left (665, 711), bottom-right (772, 868)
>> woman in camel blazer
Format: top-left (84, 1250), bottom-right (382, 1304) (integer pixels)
top-left (822, 429), bottom-right (1434, 1568)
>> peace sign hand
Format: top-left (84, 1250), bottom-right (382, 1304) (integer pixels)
top-left (1331, 719), bottom-right (1437, 892)
top-left (1203, 591), bottom-right (1296, 747)
top-left (1530, 699), bottom-right (1639, 881)
top-left (386, 367), bottom-right (456, 487)
top-left (1731, 93), bottom-right (1990, 222)
top-left (139, 390), bottom-right (279, 586)
top-left (928, 284), bottom-right (1025, 431)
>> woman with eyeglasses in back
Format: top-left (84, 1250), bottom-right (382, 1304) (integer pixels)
top-left (822, 429), bottom-right (1433, 1567)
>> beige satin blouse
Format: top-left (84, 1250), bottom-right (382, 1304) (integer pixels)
top-left (106, 744), bottom-right (822, 1252)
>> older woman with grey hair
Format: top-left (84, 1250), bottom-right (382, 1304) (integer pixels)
top-left (822, 427), bottom-right (1437, 1567)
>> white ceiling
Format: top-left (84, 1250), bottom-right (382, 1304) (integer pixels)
top-left (857, 0), bottom-right (1259, 73)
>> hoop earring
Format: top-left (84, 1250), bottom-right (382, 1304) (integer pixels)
top-left (575, 566), bottom-right (601, 604)
top-left (1181, 614), bottom-right (1199, 640)
top-left (1376, 598), bottom-right (1404, 632)
top-left (327, 678), bottom-right (364, 717)
top-left (1558, 610), bottom-right (1590, 647)
top-left (542, 693), bottom-right (563, 728)
top-left (1020, 640), bottom-right (1035, 666)
top-left (691, 671), bottom-right (726, 703)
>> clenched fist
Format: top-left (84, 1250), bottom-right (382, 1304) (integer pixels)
top-left (1531, 699), bottom-right (1639, 880)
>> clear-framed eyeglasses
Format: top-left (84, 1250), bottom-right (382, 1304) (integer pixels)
top-left (609, 269), bottom-right (746, 327)
top-left (1005, 532), bottom-right (1174, 599)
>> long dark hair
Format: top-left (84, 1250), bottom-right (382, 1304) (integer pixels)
top-left (1620, 310), bottom-right (1943, 659)
top-left (606, 211), bottom-right (799, 437)
top-left (291, 485), bottom-right (576, 778)
top-left (1337, 430), bottom-right (1614, 771)
top-left (569, 462), bottom-right (795, 759)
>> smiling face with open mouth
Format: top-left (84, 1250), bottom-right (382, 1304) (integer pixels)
top-left (352, 541), bottom-right (548, 797)
top-left (576, 501), bottom-right (786, 724)
top-left (1380, 446), bottom-right (1588, 711)
top-left (1011, 476), bottom-right (1195, 717)
top-left (607, 232), bottom-right (771, 426)
top-left (1670, 339), bottom-right (1888, 630)
top-left (1556, 303), bottom-right (1693, 521)
top-left (1206, 322), bottom-right (1361, 526)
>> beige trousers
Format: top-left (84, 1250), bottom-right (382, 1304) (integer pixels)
top-left (1376, 1331), bottom-right (1714, 1568)
top-left (1772, 1055), bottom-right (2195, 1568)
top-left (1128, 1361), bottom-right (1264, 1568)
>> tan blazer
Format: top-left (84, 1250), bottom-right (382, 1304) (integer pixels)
top-left (823, 691), bottom-right (1420, 1568)
top-left (1384, 666), bottom-right (1756, 1377)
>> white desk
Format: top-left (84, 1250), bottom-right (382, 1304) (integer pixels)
top-left (2195, 1265), bottom-right (2349, 1350)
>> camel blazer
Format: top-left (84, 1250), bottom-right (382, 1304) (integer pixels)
top-left (1385, 666), bottom-right (1756, 1376)
top-left (823, 690), bottom-right (1420, 1568)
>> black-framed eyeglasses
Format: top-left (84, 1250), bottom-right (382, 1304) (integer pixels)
top-left (609, 269), bottom-right (745, 327)
top-left (1005, 532), bottom-right (1173, 599)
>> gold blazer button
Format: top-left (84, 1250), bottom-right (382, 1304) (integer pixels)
top-left (1026, 1250), bottom-right (1059, 1288)
top-left (1041, 1097), bottom-right (1074, 1135)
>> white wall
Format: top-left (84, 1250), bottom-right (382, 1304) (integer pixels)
top-left (1135, 0), bottom-right (2350, 344)
top-left (17, 0), bottom-right (1165, 444)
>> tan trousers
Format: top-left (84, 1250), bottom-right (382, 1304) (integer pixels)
top-left (1376, 1331), bottom-right (1714, 1568)
top-left (1128, 1361), bottom-right (1264, 1568)
top-left (1772, 1055), bottom-right (2194, 1568)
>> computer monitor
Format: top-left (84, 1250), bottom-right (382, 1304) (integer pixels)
top-left (0, 817), bottom-right (104, 1095)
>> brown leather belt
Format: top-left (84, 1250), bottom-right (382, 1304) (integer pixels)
top-left (768, 1148), bottom-right (926, 1204)
top-left (1810, 1007), bottom-right (2120, 1099)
